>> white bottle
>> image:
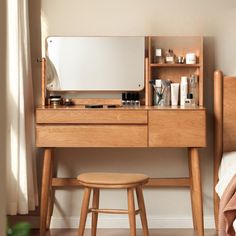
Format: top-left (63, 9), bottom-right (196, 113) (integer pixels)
top-left (180, 76), bottom-right (188, 106)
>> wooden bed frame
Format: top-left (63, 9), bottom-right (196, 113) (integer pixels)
top-left (214, 70), bottom-right (236, 227)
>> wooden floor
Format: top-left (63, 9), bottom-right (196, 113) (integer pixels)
top-left (31, 229), bottom-right (217, 236)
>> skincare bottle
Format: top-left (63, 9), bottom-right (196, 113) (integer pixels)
top-left (155, 49), bottom-right (164, 64)
top-left (122, 93), bottom-right (127, 106)
top-left (165, 49), bottom-right (175, 64)
top-left (184, 93), bottom-right (195, 106)
top-left (171, 83), bottom-right (180, 106)
top-left (189, 74), bottom-right (199, 105)
top-left (180, 76), bottom-right (188, 106)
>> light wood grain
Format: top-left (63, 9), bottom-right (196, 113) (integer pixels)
top-left (223, 76), bottom-right (236, 152)
top-left (72, 98), bottom-right (122, 106)
top-left (136, 186), bottom-right (149, 236)
top-left (51, 177), bottom-right (190, 188)
top-left (213, 70), bottom-right (223, 228)
top-left (189, 148), bottom-right (204, 236)
top-left (91, 189), bottom-right (99, 236)
top-left (36, 125), bottom-right (147, 147)
top-left (78, 188), bottom-right (91, 236)
top-left (40, 149), bottom-right (53, 236)
top-left (149, 110), bottom-right (206, 147)
top-left (127, 188), bottom-right (136, 236)
top-left (36, 110), bottom-right (147, 124)
top-left (41, 58), bottom-right (46, 106)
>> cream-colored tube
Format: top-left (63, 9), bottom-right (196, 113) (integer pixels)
top-left (171, 83), bottom-right (180, 106)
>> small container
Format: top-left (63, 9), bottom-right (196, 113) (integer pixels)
top-left (184, 93), bottom-right (195, 106)
top-left (49, 96), bottom-right (62, 107)
top-left (154, 48), bottom-right (164, 64)
top-left (186, 53), bottom-right (196, 64)
top-left (165, 49), bottom-right (175, 64)
top-left (176, 56), bottom-right (185, 64)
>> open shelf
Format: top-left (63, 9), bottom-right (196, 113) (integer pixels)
top-left (150, 63), bottom-right (201, 68)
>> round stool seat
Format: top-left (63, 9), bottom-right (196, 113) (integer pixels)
top-left (78, 172), bottom-right (149, 188)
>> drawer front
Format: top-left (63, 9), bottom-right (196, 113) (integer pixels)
top-left (36, 110), bottom-right (147, 124)
top-left (36, 125), bottom-right (147, 147)
top-left (149, 110), bottom-right (206, 147)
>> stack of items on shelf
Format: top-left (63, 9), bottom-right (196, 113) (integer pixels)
top-left (150, 74), bottom-right (198, 107)
top-left (154, 48), bottom-right (197, 65)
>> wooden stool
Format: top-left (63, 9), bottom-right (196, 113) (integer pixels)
top-left (77, 172), bottom-right (149, 236)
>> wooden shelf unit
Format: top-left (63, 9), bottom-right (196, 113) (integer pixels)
top-left (147, 36), bottom-right (204, 106)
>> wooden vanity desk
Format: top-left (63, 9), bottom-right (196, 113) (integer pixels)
top-left (36, 105), bottom-right (206, 236)
top-left (37, 36), bottom-right (206, 236)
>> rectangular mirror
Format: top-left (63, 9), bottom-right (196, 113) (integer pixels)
top-left (46, 36), bottom-right (145, 91)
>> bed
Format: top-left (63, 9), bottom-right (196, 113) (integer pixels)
top-left (214, 70), bottom-right (236, 235)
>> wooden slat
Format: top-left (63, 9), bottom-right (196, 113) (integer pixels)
top-left (72, 98), bottom-right (121, 106)
top-left (213, 70), bottom-right (223, 228)
top-left (41, 58), bottom-right (46, 106)
top-left (223, 76), bottom-right (236, 152)
top-left (51, 177), bottom-right (190, 188)
top-left (88, 208), bottom-right (140, 215)
top-left (36, 109), bottom-right (147, 124)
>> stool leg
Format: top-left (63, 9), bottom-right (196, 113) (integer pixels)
top-left (127, 188), bottom-right (136, 236)
top-left (136, 186), bottom-right (149, 236)
top-left (91, 188), bottom-right (100, 236)
top-left (78, 187), bottom-right (91, 236)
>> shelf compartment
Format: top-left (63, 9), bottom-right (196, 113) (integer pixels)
top-left (150, 63), bottom-right (201, 68)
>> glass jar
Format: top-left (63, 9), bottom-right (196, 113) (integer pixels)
top-left (165, 49), bottom-right (175, 64)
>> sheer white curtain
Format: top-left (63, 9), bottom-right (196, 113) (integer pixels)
top-left (6, 0), bottom-right (38, 215)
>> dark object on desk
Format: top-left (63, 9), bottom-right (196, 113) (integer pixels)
top-left (49, 96), bottom-right (62, 107)
top-left (85, 104), bottom-right (103, 108)
top-left (64, 98), bottom-right (74, 106)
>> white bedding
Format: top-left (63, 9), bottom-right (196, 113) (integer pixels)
top-left (215, 151), bottom-right (236, 198)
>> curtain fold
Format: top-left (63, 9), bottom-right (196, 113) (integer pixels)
top-left (6, 0), bottom-right (38, 215)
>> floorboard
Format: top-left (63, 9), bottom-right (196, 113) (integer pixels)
top-left (31, 229), bottom-right (217, 236)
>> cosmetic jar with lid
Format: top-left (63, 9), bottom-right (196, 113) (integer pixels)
top-left (186, 53), bottom-right (196, 64)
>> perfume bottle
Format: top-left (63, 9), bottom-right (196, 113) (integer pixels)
top-left (154, 48), bottom-right (164, 64)
top-left (165, 49), bottom-right (175, 64)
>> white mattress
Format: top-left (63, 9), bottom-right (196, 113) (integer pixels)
top-left (215, 151), bottom-right (236, 198)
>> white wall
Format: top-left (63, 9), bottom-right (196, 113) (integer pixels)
top-left (0, 0), bottom-right (6, 234)
top-left (29, 0), bottom-right (236, 228)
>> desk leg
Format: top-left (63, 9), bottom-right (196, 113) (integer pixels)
top-left (40, 148), bottom-right (53, 236)
top-left (188, 147), bottom-right (204, 236)
top-left (46, 149), bottom-right (55, 229)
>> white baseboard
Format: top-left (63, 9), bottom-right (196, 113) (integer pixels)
top-left (50, 215), bottom-right (215, 229)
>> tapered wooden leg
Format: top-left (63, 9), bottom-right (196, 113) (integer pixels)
top-left (189, 147), bottom-right (204, 236)
top-left (127, 188), bottom-right (136, 236)
top-left (46, 149), bottom-right (55, 229)
top-left (136, 186), bottom-right (149, 236)
top-left (91, 188), bottom-right (100, 236)
top-left (78, 187), bottom-right (91, 236)
top-left (188, 149), bottom-right (197, 230)
top-left (40, 148), bottom-right (53, 236)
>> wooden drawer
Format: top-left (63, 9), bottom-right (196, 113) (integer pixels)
top-left (149, 110), bottom-right (206, 147)
top-left (36, 109), bottom-right (147, 124)
top-left (36, 125), bottom-right (147, 147)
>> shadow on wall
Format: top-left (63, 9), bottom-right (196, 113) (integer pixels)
top-left (201, 36), bottom-right (215, 212)
top-left (29, 0), bottom-right (42, 106)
